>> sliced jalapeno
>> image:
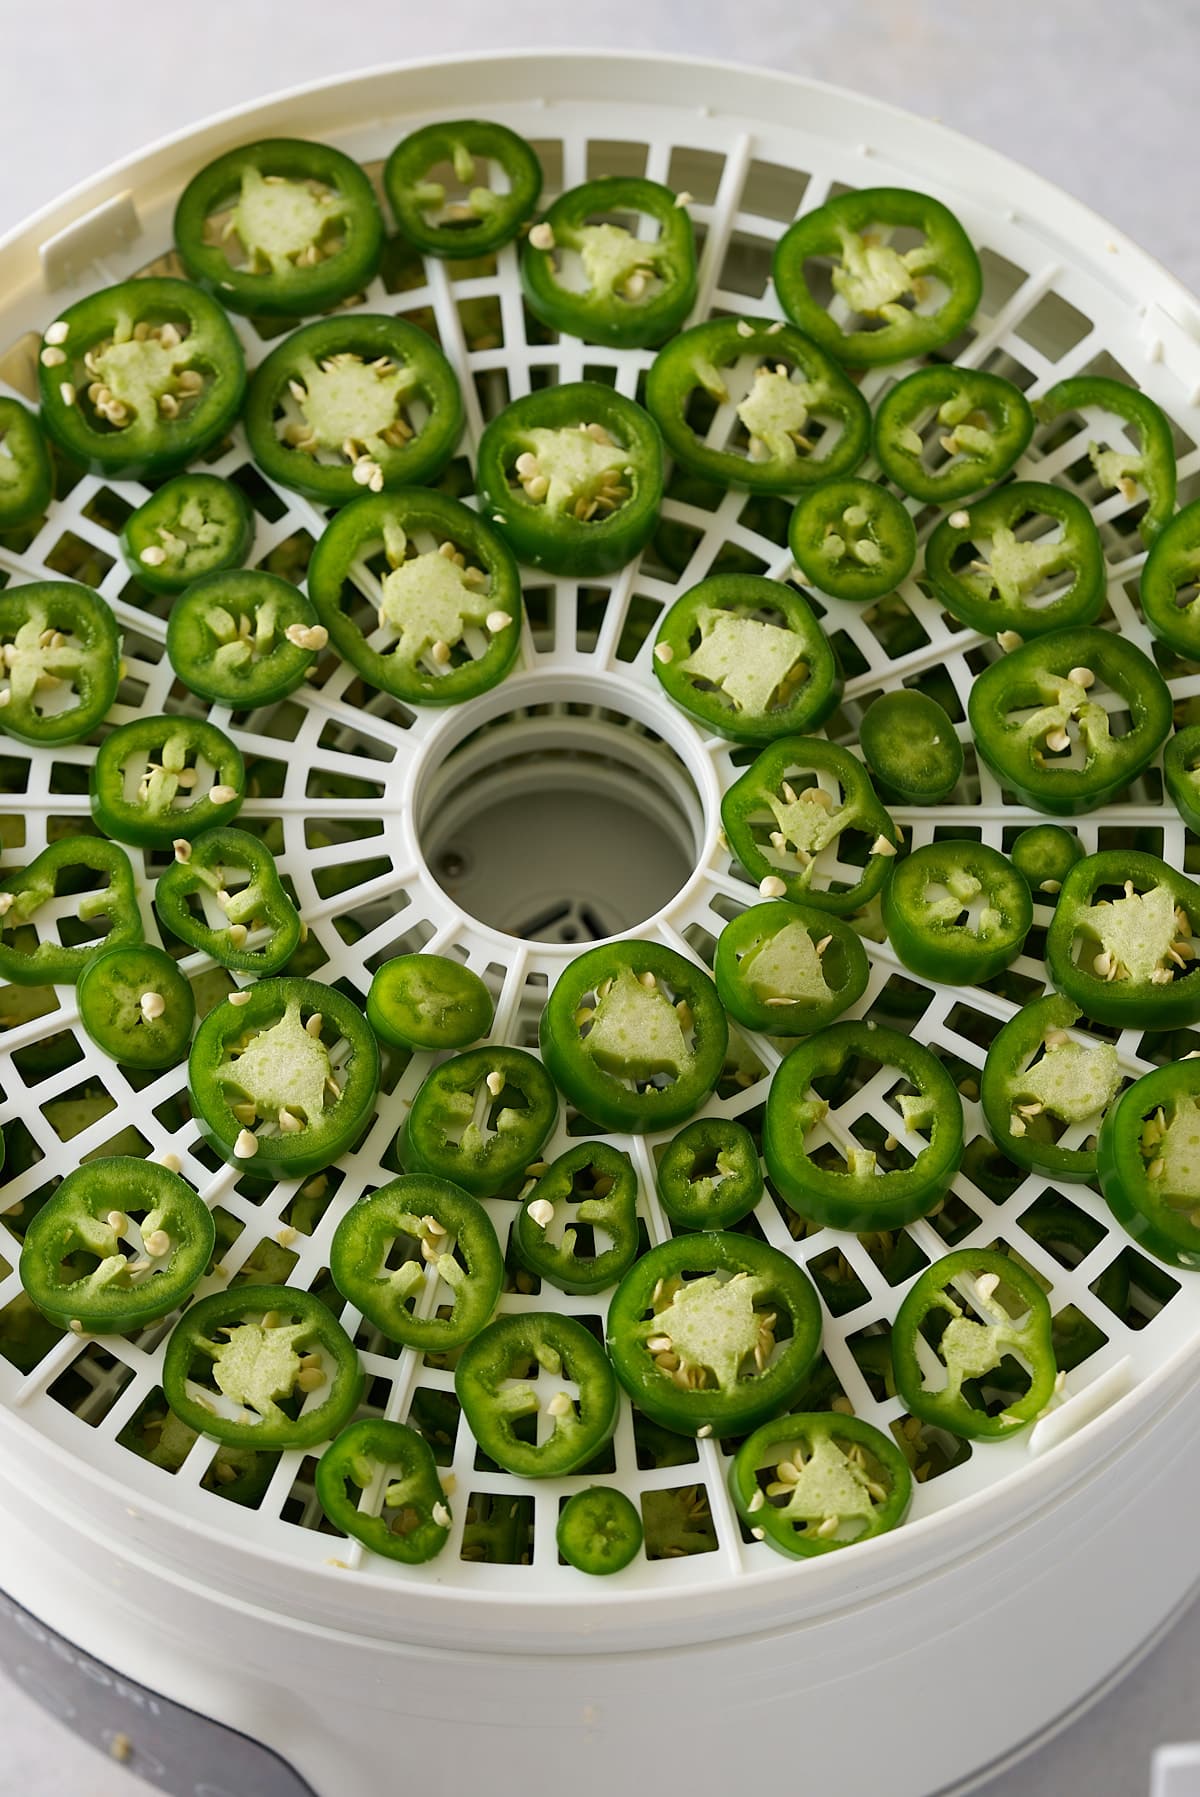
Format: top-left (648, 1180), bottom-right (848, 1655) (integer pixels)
top-left (882, 840), bottom-right (1033, 986)
top-left (316, 1419), bottom-right (451, 1563)
top-left (714, 899), bottom-right (869, 1036)
top-left (981, 994), bottom-right (1123, 1184)
top-left (1036, 374), bottom-right (1176, 545)
top-left (367, 953), bottom-right (494, 1052)
top-left (787, 477), bottom-right (916, 602)
top-left (0, 398), bottom-right (52, 529)
top-left (384, 120), bottom-right (542, 259)
top-left (859, 690), bottom-right (963, 805)
top-left (399, 1046), bottom-right (558, 1196)
top-left (166, 570), bottom-right (325, 708)
top-left (91, 715), bottom-right (245, 847)
top-left (514, 1142), bottom-right (640, 1295)
top-left (731, 1413), bottom-right (911, 1557)
top-left (77, 944), bottom-right (195, 1070)
top-left (0, 581), bottom-right (120, 747)
top-left (925, 483), bottom-right (1105, 640)
top-left (121, 474), bottom-right (254, 595)
top-left (1098, 1059), bottom-right (1200, 1269)
top-left (455, 1311), bottom-right (619, 1478)
top-left (874, 366), bottom-right (1033, 504)
top-left (155, 826), bottom-right (301, 976)
top-left (655, 1118), bottom-right (763, 1231)
top-left (0, 838), bottom-right (142, 986)
top-left (557, 1486), bottom-right (643, 1575)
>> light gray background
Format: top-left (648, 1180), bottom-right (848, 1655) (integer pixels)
top-left (2, 1), bottom-right (1198, 1791)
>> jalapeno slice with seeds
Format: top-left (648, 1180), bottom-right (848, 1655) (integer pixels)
top-left (245, 315), bottom-right (463, 504)
top-left (1036, 374), bottom-right (1176, 545)
top-left (316, 1419), bottom-right (451, 1564)
top-left (787, 477), bottom-right (916, 602)
top-left (773, 187), bottom-right (982, 367)
top-left (329, 1173), bottom-right (503, 1351)
top-left (882, 840), bottom-right (1033, 987)
top-left (1098, 1060), bottom-right (1200, 1270)
top-left (37, 278), bottom-right (246, 479)
top-left (925, 483), bottom-right (1105, 641)
top-left (0, 838), bottom-right (142, 986)
top-left (521, 176), bottom-right (696, 350)
top-left (1044, 850), bottom-right (1200, 1030)
top-left (174, 137), bottom-right (384, 317)
top-left (384, 119), bottom-right (542, 260)
top-left (540, 941), bottom-right (728, 1135)
top-left (162, 1284), bottom-right (363, 1451)
top-left (20, 1158), bottom-right (214, 1335)
top-left (77, 944), bottom-right (195, 1070)
top-left (646, 316), bottom-right (870, 495)
top-left (514, 1142), bottom-right (640, 1295)
top-left (981, 994), bottom-right (1123, 1184)
top-left (0, 581), bottom-right (120, 747)
top-left (891, 1249), bottom-right (1057, 1440)
top-left (731, 1412), bottom-right (911, 1557)
top-left (306, 489), bottom-right (522, 706)
top-left (91, 715), bottom-right (245, 847)
top-left (652, 574), bottom-right (841, 744)
top-left (399, 1045), bottom-right (558, 1196)
top-left (166, 570), bottom-right (324, 708)
top-left (367, 953), bottom-right (494, 1052)
top-left (0, 398), bottom-right (52, 530)
top-left (455, 1311), bottom-right (619, 1478)
top-left (155, 826), bottom-right (302, 976)
top-left (607, 1233), bottom-right (822, 1439)
top-left (655, 1118), bottom-right (763, 1231)
top-left (714, 899), bottom-right (868, 1037)
top-left (873, 366), bottom-right (1033, 504)
top-left (1139, 498), bottom-right (1200, 658)
top-left (121, 474), bottom-right (254, 595)
top-left (476, 381), bottom-right (663, 577)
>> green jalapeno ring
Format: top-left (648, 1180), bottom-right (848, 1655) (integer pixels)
top-left (367, 954), bottom-right (495, 1052)
top-left (1098, 1060), bottom-right (1200, 1270)
top-left (925, 482), bottom-right (1106, 641)
top-left (316, 1419), bottom-right (451, 1564)
top-left (384, 119), bottom-right (542, 259)
top-left (399, 1045), bottom-right (558, 1196)
top-left (655, 1117), bottom-right (763, 1231)
top-left (155, 825), bottom-right (302, 976)
top-left (77, 944), bottom-right (195, 1070)
top-left (0, 838), bottom-right (143, 987)
top-left (1045, 850), bottom-right (1200, 1031)
top-left (0, 581), bottom-right (121, 748)
top-left (787, 477), bottom-right (917, 603)
top-left (1036, 374), bottom-right (1176, 545)
top-left (455, 1311), bottom-right (619, 1478)
top-left (166, 570), bottom-right (323, 709)
top-left (882, 840), bottom-right (1033, 987)
top-left (91, 715), bottom-right (246, 848)
top-left (981, 993), bottom-right (1123, 1184)
top-left (120, 474), bottom-right (254, 596)
top-left (731, 1412), bottom-right (912, 1558)
top-left (513, 1142), bottom-right (640, 1295)
top-left (858, 690), bottom-right (964, 806)
top-left (873, 366), bottom-right (1034, 504)
top-left (714, 899), bottom-right (869, 1037)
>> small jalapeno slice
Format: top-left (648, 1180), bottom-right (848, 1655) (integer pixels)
top-left (882, 840), bottom-right (1033, 987)
top-left (166, 570), bottom-right (325, 708)
top-left (514, 1142), bottom-right (640, 1295)
top-left (155, 826), bottom-right (301, 976)
top-left (162, 1284), bottom-right (364, 1451)
top-left (245, 315), bottom-right (463, 504)
top-left (873, 366), bottom-right (1033, 504)
top-left (787, 477), bottom-right (916, 602)
top-left (37, 279), bottom-right (246, 479)
top-left (174, 137), bottom-right (384, 316)
top-left (384, 120), bottom-right (542, 259)
top-left (476, 382), bottom-right (663, 578)
top-left (0, 581), bottom-right (120, 747)
top-left (557, 1486), bottom-right (643, 1575)
top-left (399, 1046), bottom-right (558, 1196)
top-left (652, 574), bottom-right (840, 744)
top-left (455, 1311), bottom-right (619, 1478)
top-left (77, 944), bottom-right (195, 1070)
top-left (646, 316), bottom-right (870, 495)
top-left (91, 715), bottom-right (245, 847)
top-left (1098, 1059), bottom-right (1200, 1270)
top-left (981, 994), bottom-right (1124, 1184)
top-left (20, 1158), bottom-right (214, 1335)
top-left (1166, 726), bottom-right (1200, 834)
top-left (0, 838), bottom-right (142, 986)
top-left (773, 186), bottom-right (982, 367)
top-left (714, 900), bottom-right (868, 1038)
top-left (521, 177), bottom-right (696, 349)
top-left (121, 474), bottom-right (254, 595)
top-left (731, 1413), bottom-right (911, 1558)
top-left (1009, 823), bottom-right (1083, 898)
top-left (606, 1233), bottom-right (822, 1439)
top-left (316, 1419), bottom-right (451, 1564)
top-left (925, 483), bottom-right (1105, 640)
top-left (367, 954), bottom-right (495, 1052)
top-left (1044, 850), bottom-right (1200, 1031)
top-left (655, 1118), bottom-right (763, 1231)
top-left (306, 489), bottom-right (522, 706)
top-left (0, 398), bottom-right (52, 529)
top-left (330, 1173), bottom-right (503, 1352)
top-left (1140, 499), bottom-right (1200, 658)
top-left (891, 1249), bottom-right (1057, 1440)
top-left (1036, 374), bottom-right (1176, 545)
top-left (859, 690), bottom-right (963, 805)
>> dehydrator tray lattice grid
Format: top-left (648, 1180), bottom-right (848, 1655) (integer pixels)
top-left (1, 54), bottom-right (1200, 1605)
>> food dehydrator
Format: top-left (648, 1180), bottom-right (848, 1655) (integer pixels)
top-left (1, 50), bottom-right (1199, 1797)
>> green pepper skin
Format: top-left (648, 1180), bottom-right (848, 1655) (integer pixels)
top-left (155, 826), bottom-right (301, 975)
top-left (874, 367), bottom-right (1033, 504)
top-left (0, 398), bottom-right (52, 529)
top-left (189, 978), bottom-right (380, 1179)
top-left (557, 1485), bottom-right (643, 1575)
top-left (77, 944), bottom-right (195, 1070)
top-left (163, 1284), bottom-right (364, 1451)
top-left (1045, 851), bottom-right (1200, 1030)
top-left (166, 571), bottom-right (322, 708)
top-left (646, 317), bottom-right (870, 495)
top-left (655, 1118), bottom-right (763, 1231)
top-left (455, 1311), bottom-right (619, 1478)
top-left (1036, 375), bottom-right (1176, 545)
top-left (0, 839), bottom-right (142, 986)
top-left (1140, 499), bottom-right (1200, 658)
top-left (731, 1412), bottom-right (912, 1557)
top-left (773, 187), bottom-right (982, 367)
top-left (476, 382), bottom-right (663, 577)
top-left (765, 1021), bottom-right (964, 1231)
top-left (307, 489), bottom-right (522, 706)
top-left (317, 1419), bottom-right (450, 1564)
top-left (981, 994), bottom-right (1121, 1184)
top-left (174, 137), bottom-right (383, 316)
top-left (720, 735), bottom-right (899, 916)
top-left (787, 477), bottom-right (917, 602)
top-left (91, 715), bottom-right (245, 847)
top-left (367, 954), bottom-right (494, 1052)
top-left (513, 1142), bottom-right (639, 1295)
top-left (37, 279), bottom-right (246, 479)
top-left (925, 483), bottom-right (1105, 640)
top-left (859, 690), bottom-right (963, 805)
top-left (385, 119), bottom-right (542, 259)
top-left (399, 1046), bottom-right (558, 1196)
top-left (1010, 824), bottom-right (1083, 896)
top-left (540, 941), bottom-right (727, 1135)
top-left (968, 628), bottom-right (1171, 815)
top-left (121, 474), bottom-right (254, 595)
top-left (0, 582), bottom-right (120, 747)
top-left (714, 900), bottom-right (868, 1037)
top-left (652, 575), bottom-right (841, 744)
top-left (330, 1174), bottom-right (502, 1351)
top-left (20, 1158), bottom-right (214, 1334)
top-left (1167, 727), bottom-right (1200, 834)
top-left (1098, 1061), bottom-right (1200, 1269)
top-left (892, 1248), bottom-right (1057, 1440)
top-left (606, 1233), bottom-right (822, 1438)
top-left (521, 177), bottom-right (696, 349)
top-left (882, 841), bottom-right (1033, 987)
top-left (245, 315), bottom-right (463, 504)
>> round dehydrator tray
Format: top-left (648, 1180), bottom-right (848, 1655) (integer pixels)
top-left (2, 50), bottom-right (1200, 1652)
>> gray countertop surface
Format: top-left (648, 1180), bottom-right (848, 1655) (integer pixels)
top-left (1, 2), bottom-right (1197, 1791)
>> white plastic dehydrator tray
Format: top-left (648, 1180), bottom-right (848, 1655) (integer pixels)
top-left (3, 52), bottom-right (1200, 1794)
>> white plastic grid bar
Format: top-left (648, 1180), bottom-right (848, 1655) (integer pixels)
top-left (0, 70), bottom-right (1197, 1601)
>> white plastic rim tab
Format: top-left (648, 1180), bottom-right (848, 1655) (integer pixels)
top-left (0, 50), bottom-right (1199, 1672)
